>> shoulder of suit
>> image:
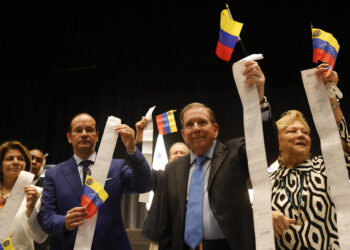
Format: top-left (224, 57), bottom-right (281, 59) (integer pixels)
top-left (109, 158), bottom-right (127, 167)
top-left (164, 154), bottom-right (189, 172)
top-left (46, 156), bottom-right (76, 174)
top-left (222, 137), bottom-right (245, 147)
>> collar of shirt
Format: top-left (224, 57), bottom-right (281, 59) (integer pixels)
top-left (273, 157), bottom-right (318, 180)
top-left (189, 140), bottom-right (216, 167)
top-left (74, 152), bottom-right (97, 167)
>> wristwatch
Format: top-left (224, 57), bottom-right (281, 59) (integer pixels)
top-left (260, 96), bottom-right (269, 110)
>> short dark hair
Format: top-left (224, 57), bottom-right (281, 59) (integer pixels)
top-left (180, 102), bottom-right (216, 127)
top-left (68, 113), bottom-right (98, 133)
top-left (0, 141), bottom-right (31, 184)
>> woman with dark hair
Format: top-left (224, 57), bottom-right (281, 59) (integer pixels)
top-left (0, 140), bottom-right (47, 249)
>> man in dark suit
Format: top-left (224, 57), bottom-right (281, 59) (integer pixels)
top-left (160, 61), bottom-right (279, 250)
top-left (142, 142), bottom-right (190, 250)
top-left (38, 113), bottom-right (153, 250)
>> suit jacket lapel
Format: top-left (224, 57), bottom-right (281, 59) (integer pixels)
top-left (175, 155), bottom-right (190, 222)
top-left (62, 157), bottom-right (84, 201)
top-left (208, 141), bottom-right (228, 191)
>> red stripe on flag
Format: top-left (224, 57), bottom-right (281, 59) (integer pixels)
top-left (81, 194), bottom-right (98, 218)
top-left (313, 48), bottom-right (336, 68)
top-left (215, 41), bottom-right (234, 62)
top-left (156, 115), bottom-right (165, 135)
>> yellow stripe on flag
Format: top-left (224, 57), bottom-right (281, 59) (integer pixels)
top-left (220, 9), bottom-right (243, 37)
top-left (312, 28), bottom-right (340, 52)
top-left (85, 176), bottom-right (109, 202)
top-left (167, 110), bottom-right (178, 133)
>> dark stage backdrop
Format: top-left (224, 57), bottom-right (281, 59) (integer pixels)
top-left (1, 1), bottom-right (349, 227)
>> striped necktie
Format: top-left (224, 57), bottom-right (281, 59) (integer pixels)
top-left (80, 160), bottom-right (93, 184)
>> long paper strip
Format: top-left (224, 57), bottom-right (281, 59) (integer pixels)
top-left (301, 69), bottom-right (350, 248)
top-left (74, 116), bottom-right (121, 250)
top-left (139, 106), bottom-right (156, 203)
top-left (232, 54), bottom-right (275, 250)
top-left (0, 171), bottom-right (34, 241)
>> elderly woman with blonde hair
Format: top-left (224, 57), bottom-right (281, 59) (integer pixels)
top-left (0, 140), bottom-right (47, 249)
top-left (270, 64), bottom-right (350, 250)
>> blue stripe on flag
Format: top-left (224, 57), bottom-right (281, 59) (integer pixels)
top-left (83, 185), bottom-right (104, 209)
top-left (162, 113), bottom-right (171, 134)
top-left (312, 38), bottom-right (338, 60)
top-left (218, 29), bottom-right (238, 49)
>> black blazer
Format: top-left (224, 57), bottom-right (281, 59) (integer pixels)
top-left (160, 108), bottom-right (278, 250)
top-left (141, 170), bottom-right (167, 242)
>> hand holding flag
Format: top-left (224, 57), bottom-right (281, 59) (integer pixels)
top-left (81, 176), bottom-right (109, 218)
top-left (312, 27), bottom-right (340, 77)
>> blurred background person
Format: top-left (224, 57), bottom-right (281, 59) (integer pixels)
top-left (0, 141), bottom-right (47, 250)
top-left (168, 142), bottom-right (189, 162)
top-left (29, 149), bottom-right (46, 187)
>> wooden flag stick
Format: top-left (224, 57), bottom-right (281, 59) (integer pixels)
top-left (225, 3), bottom-right (248, 56)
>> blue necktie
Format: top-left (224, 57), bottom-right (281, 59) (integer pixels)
top-left (80, 160), bottom-right (93, 184)
top-left (184, 155), bottom-right (208, 249)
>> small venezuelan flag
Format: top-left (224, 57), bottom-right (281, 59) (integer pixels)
top-left (81, 176), bottom-right (109, 218)
top-left (156, 110), bottom-right (177, 135)
top-left (312, 28), bottom-right (340, 77)
top-left (0, 238), bottom-right (14, 250)
top-left (215, 9), bottom-right (243, 61)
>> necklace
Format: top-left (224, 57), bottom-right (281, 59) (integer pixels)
top-left (282, 172), bottom-right (304, 226)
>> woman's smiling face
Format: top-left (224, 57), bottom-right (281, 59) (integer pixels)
top-left (1, 148), bottom-right (26, 180)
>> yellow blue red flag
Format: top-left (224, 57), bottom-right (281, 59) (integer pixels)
top-left (156, 110), bottom-right (177, 135)
top-left (215, 9), bottom-right (243, 61)
top-left (81, 176), bottom-right (109, 218)
top-left (0, 238), bottom-right (14, 250)
top-left (312, 28), bottom-right (340, 77)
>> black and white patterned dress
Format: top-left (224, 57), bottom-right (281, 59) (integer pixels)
top-left (270, 118), bottom-right (350, 250)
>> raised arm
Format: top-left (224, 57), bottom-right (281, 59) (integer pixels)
top-left (115, 124), bottom-right (137, 153)
top-left (135, 116), bottom-right (148, 144)
top-left (243, 61), bottom-right (279, 165)
top-left (315, 64), bottom-right (343, 124)
top-left (243, 61), bottom-right (266, 102)
top-left (316, 64), bottom-right (349, 153)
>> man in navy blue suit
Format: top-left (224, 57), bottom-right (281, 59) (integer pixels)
top-left (38, 113), bottom-right (153, 250)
